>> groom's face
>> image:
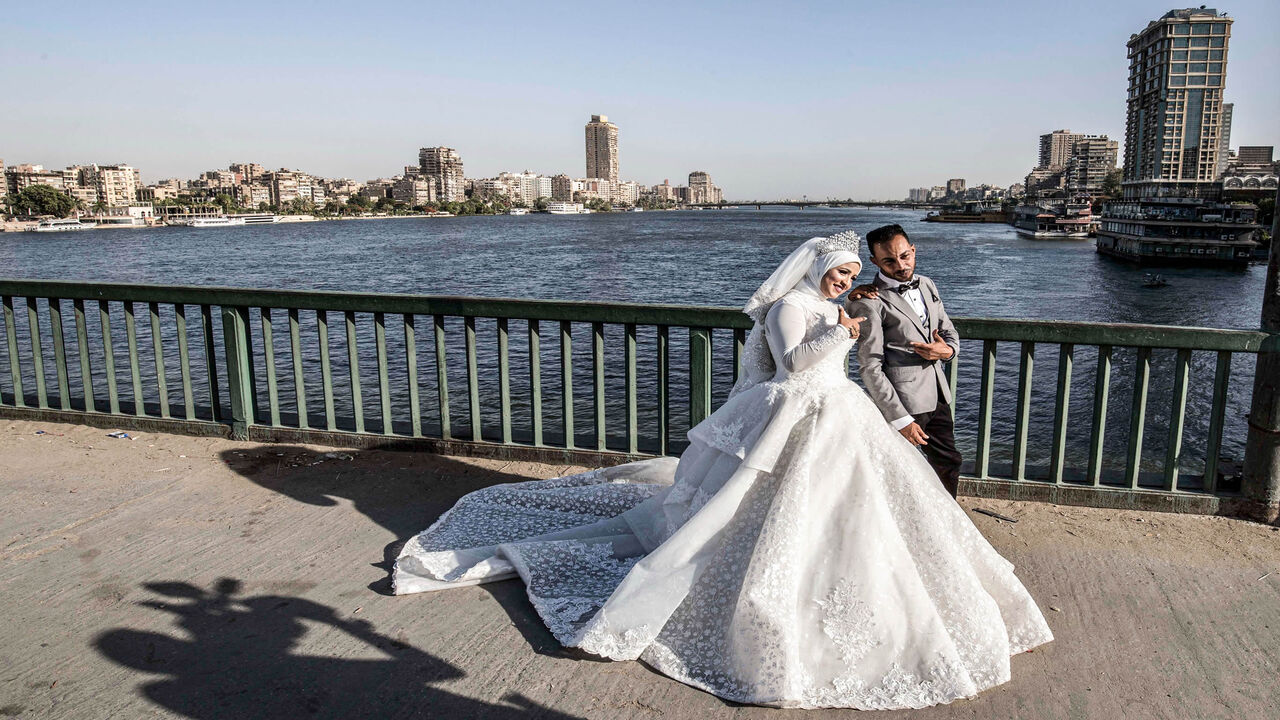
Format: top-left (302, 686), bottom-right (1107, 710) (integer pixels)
top-left (871, 235), bottom-right (916, 282)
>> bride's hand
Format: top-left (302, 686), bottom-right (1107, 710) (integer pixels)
top-left (838, 308), bottom-right (865, 338)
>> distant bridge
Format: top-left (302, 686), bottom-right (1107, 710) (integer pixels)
top-left (688, 201), bottom-right (945, 210)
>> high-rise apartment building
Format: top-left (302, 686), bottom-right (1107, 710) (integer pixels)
top-left (1039, 130), bottom-right (1084, 168)
top-left (1026, 130), bottom-right (1119, 197)
top-left (1066, 137), bottom-right (1120, 195)
top-left (419, 147), bottom-right (465, 202)
top-left (687, 171), bottom-right (723, 205)
top-left (907, 187), bottom-right (931, 203)
top-left (5, 164), bottom-right (66, 194)
top-left (392, 176), bottom-right (438, 206)
top-left (230, 163), bottom-right (265, 184)
top-left (585, 115), bottom-right (619, 182)
top-left (1097, 8), bottom-right (1255, 267)
top-left (267, 169), bottom-right (299, 206)
top-left (946, 179), bottom-right (966, 196)
top-left (81, 164), bottom-right (140, 207)
top-left (551, 174), bottom-right (573, 202)
top-left (1215, 103), bottom-right (1234, 177)
top-left (1121, 8), bottom-right (1232, 195)
top-left (652, 180), bottom-right (677, 203)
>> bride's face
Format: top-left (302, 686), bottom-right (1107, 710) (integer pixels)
top-left (820, 262), bottom-right (860, 298)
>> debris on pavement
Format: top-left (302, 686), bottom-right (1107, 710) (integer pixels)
top-left (973, 508), bottom-right (1019, 523)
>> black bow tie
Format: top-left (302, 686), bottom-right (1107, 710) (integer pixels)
top-left (890, 279), bottom-right (920, 294)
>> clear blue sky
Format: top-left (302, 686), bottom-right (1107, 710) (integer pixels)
top-left (3, 1), bottom-right (1276, 199)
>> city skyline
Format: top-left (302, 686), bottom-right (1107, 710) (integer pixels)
top-left (1, 1), bottom-right (1277, 199)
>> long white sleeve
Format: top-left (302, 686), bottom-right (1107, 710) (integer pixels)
top-left (766, 300), bottom-right (850, 373)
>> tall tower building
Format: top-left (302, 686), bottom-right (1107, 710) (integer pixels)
top-left (418, 147), bottom-right (466, 202)
top-left (1216, 102), bottom-right (1234, 178)
top-left (1122, 8), bottom-right (1232, 196)
top-left (687, 171), bottom-right (722, 204)
top-left (1039, 130), bottom-right (1084, 168)
top-left (585, 115), bottom-right (619, 182)
top-left (1065, 137), bottom-right (1120, 195)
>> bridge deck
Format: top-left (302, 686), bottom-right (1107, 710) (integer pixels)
top-left (1, 418), bottom-right (1277, 719)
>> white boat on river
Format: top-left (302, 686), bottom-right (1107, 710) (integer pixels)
top-left (189, 216), bottom-right (247, 228)
top-left (29, 218), bottom-right (96, 232)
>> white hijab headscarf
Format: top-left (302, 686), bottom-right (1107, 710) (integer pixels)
top-left (742, 232), bottom-right (863, 320)
top-left (732, 231), bottom-right (862, 397)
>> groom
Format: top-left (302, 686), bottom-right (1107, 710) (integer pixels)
top-left (846, 224), bottom-right (962, 498)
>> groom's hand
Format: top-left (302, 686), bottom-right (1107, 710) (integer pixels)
top-left (910, 330), bottom-right (954, 361)
top-left (847, 283), bottom-right (879, 300)
top-left (900, 422), bottom-right (929, 446)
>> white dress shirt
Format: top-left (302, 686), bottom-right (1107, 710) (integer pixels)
top-left (879, 271), bottom-right (928, 431)
top-left (878, 271), bottom-right (928, 328)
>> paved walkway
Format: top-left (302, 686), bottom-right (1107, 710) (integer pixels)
top-left (1, 418), bottom-right (1278, 719)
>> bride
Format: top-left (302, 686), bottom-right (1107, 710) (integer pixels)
top-left (393, 232), bottom-right (1053, 709)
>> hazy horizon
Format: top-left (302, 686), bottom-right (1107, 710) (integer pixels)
top-left (2, 0), bottom-right (1277, 199)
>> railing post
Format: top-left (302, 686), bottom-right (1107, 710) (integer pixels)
top-left (221, 306), bottom-right (253, 440)
top-left (689, 327), bottom-right (712, 426)
top-left (1242, 186), bottom-right (1280, 524)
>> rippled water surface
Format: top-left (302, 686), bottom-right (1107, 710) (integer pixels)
top-left (0, 207), bottom-right (1269, 486)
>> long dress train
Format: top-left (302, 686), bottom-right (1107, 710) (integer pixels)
top-left (393, 289), bottom-right (1053, 710)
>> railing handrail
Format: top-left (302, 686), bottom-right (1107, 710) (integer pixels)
top-left (0, 278), bottom-right (750, 328)
top-left (1, 278), bottom-right (1275, 352)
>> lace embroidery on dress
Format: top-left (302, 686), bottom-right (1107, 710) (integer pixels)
top-left (805, 658), bottom-right (972, 711)
top-left (816, 579), bottom-right (880, 666)
top-left (703, 417), bottom-right (745, 454)
top-left (505, 540), bottom-right (642, 646)
top-left (576, 618), bottom-right (658, 661)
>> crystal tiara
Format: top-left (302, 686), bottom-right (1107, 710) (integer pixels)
top-left (815, 230), bottom-right (861, 257)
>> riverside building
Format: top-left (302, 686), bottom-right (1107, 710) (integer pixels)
top-left (1024, 130), bottom-right (1118, 198)
top-left (687, 171), bottom-right (723, 205)
top-left (1216, 103), bottom-right (1234, 177)
top-left (419, 147), bottom-right (466, 203)
top-left (585, 115), bottom-right (619, 183)
top-left (1120, 7), bottom-right (1231, 194)
top-left (1096, 7), bottom-right (1258, 268)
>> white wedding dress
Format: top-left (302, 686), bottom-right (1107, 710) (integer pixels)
top-left (394, 289), bottom-right (1053, 709)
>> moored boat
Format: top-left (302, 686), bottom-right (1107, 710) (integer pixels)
top-left (93, 216), bottom-right (147, 228)
top-left (1013, 202), bottom-right (1093, 240)
top-left (1096, 197), bottom-right (1259, 267)
top-left (189, 216), bottom-right (247, 227)
top-left (29, 218), bottom-right (96, 232)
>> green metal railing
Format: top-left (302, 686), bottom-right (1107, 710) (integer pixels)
top-left (1, 279), bottom-right (1277, 515)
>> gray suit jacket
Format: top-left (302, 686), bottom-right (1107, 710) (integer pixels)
top-left (846, 274), bottom-right (959, 423)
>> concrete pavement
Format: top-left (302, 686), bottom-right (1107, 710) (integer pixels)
top-left (1, 418), bottom-right (1278, 719)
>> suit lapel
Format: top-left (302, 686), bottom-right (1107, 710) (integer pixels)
top-left (875, 275), bottom-right (930, 341)
top-left (919, 276), bottom-right (941, 333)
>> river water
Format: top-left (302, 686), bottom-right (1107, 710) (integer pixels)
top-left (0, 207), bottom-right (1269, 486)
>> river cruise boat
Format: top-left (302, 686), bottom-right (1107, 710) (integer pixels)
top-left (189, 216), bottom-right (247, 228)
top-left (29, 218), bottom-right (96, 232)
top-left (1012, 202), bottom-right (1093, 240)
top-left (546, 202), bottom-right (588, 215)
top-left (507, 208), bottom-right (529, 216)
top-left (230, 213), bottom-right (280, 224)
top-left (94, 216), bottom-right (147, 228)
top-left (923, 201), bottom-right (1008, 224)
top-left (1096, 197), bottom-right (1259, 268)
